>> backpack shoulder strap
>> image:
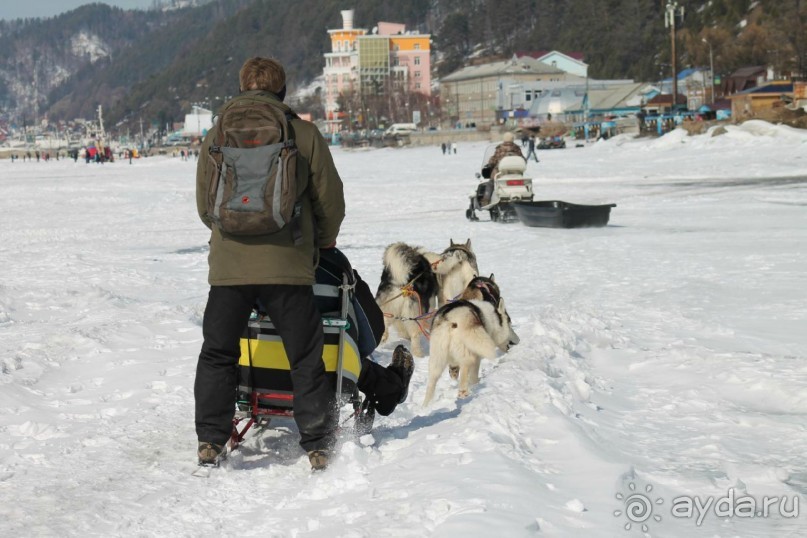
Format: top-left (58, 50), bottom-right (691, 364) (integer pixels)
top-left (284, 111), bottom-right (298, 146)
top-left (283, 110), bottom-right (305, 246)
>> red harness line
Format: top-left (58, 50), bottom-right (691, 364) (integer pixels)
top-left (383, 286), bottom-right (434, 340)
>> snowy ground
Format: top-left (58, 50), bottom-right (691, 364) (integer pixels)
top-left (1, 121), bottom-right (806, 537)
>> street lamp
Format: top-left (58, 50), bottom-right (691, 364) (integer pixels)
top-left (702, 38), bottom-right (714, 105)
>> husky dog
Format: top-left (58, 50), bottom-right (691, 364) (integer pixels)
top-left (422, 297), bottom-right (519, 405)
top-left (448, 274), bottom-right (502, 380)
top-left (458, 274), bottom-right (500, 305)
top-left (375, 242), bottom-right (440, 357)
top-left (409, 247), bottom-right (441, 311)
top-left (432, 239), bottom-right (479, 307)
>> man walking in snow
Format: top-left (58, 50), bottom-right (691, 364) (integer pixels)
top-left (194, 57), bottom-right (412, 471)
top-left (194, 57), bottom-right (345, 471)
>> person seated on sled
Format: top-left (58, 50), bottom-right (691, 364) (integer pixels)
top-left (253, 247), bottom-right (415, 423)
top-left (313, 247), bottom-right (415, 424)
top-left (479, 132), bottom-right (524, 206)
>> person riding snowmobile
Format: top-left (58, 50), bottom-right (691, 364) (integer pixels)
top-left (478, 132), bottom-right (524, 206)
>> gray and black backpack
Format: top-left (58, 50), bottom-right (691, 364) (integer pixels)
top-left (205, 95), bottom-right (309, 243)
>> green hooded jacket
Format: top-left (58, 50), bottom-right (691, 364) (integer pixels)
top-left (196, 91), bottom-right (345, 286)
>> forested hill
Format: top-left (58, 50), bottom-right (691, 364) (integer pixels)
top-left (0, 0), bottom-right (804, 132)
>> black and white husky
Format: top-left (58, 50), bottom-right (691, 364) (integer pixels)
top-left (375, 242), bottom-right (440, 357)
top-left (446, 274), bottom-right (502, 380)
top-left (422, 296), bottom-right (519, 405)
top-left (458, 274), bottom-right (500, 305)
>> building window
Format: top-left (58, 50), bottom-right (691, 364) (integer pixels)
top-left (414, 57), bottom-right (421, 65)
top-left (415, 83), bottom-right (421, 89)
top-left (414, 43), bottom-right (420, 50)
top-left (414, 71), bottom-right (421, 78)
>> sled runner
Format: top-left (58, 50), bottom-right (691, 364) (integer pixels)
top-left (230, 249), bottom-right (380, 447)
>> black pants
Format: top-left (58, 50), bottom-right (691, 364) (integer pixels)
top-left (195, 285), bottom-right (336, 452)
top-left (481, 180), bottom-right (494, 205)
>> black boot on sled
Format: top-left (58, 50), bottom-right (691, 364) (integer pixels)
top-left (388, 345), bottom-right (415, 404)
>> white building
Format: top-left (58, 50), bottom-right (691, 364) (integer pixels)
top-left (527, 81), bottom-right (654, 123)
top-left (182, 106), bottom-right (213, 137)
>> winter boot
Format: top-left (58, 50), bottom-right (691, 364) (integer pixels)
top-left (388, 345), bottom-right (415, 404)
top-left (197, 442), bottom-right (223, 465)
top-left (308, 450), bottom-right (329, 471)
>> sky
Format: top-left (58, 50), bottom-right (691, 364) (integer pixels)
top-left (1, 122), bottom-right (806, 536)
top-left (0, 1), bottom-right (159, 20)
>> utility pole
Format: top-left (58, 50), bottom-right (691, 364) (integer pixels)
top-left (703, 38), bottom-right (714, 105)
top-left (665, 1), bottom-right (685, 111)
top-left (97, 105), bottom-right (105, 138)
top-left (33, 61), bottom-right (39, 144)
top-left (584, 73), bottom-right (590, 143)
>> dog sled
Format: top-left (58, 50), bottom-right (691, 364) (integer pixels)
top-left (512, 200), bottom-right (616, 228)
top-left (467, 145), bottom-right (534, 223)
top-left (229, 248), bottom-right (381, 449)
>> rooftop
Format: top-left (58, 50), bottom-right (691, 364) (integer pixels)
top-left (442, 57), bottom-right (565, 82)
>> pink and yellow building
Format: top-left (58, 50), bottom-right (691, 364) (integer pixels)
top-left (323, 10), bottom-right (431, 131)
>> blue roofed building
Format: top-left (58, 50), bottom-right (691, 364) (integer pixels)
top-left (728, 80), bottom-right (794, 120)
top-left (659, 67), bottom-right (711, 110)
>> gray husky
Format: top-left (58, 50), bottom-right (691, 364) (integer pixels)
top-left (431, 239), bottom-right (479, 307)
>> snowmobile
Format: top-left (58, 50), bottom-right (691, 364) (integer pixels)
top-left (466, 145), bottom-right (534, 222)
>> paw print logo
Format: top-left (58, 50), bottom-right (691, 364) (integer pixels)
top-left (614, 481), bottom-right (664, 532)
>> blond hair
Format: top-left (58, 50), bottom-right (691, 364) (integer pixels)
top-left (239, 57), bottom-right (286, 93)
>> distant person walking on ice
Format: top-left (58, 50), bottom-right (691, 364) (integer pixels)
top-left (525, 135), bottom-right (539, 162)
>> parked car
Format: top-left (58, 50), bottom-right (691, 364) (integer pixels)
top-left (538, 136), bottom-right (566, 150)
